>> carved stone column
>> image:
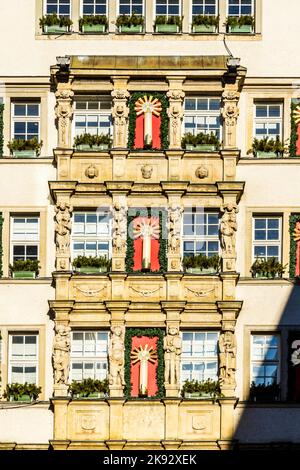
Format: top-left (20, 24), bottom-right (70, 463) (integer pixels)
top-left (55, 85), bottom-right (74, 149)
top-left (111, 78), bottom-right (130, 149)
top-left (221, 85), bottom-right (240, 149)
top-left (167, 78), bottom-right (185, 149)
top-left (220, 202), bottom-right (238, 273)
top-left (55, 201), bottom-right (73, 271)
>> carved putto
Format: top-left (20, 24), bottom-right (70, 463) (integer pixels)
top-left (108, 325), bottom-right (126, 388)
top-left (55, 202), bottom-right (73, 253)
top-left (168, 204), bottom-right (183, 254)
top-left (219, 331), bottom-right (237, 387)
top-left (52, 324), bottom-right (71, 386)
top-left (220, 203), bottom-right (238, 256)
top-left (164, 327), bottom-right (182, 386)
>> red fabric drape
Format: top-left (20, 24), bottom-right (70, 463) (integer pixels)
top-left (130, 336), bottom-right (158, 397)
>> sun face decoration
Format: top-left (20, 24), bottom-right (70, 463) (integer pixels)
top-left (293, 105), bottom-right (300, 125)
top-left (134, 96), bottom-right (162, 146)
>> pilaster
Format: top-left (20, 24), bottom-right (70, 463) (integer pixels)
top-left (167, 77), bottom-right (185, 149)
top-left (111, 77), bottom-right (130, 149)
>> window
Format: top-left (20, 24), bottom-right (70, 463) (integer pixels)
top-left (10, 216), bottom-right (39, 262)
top-left (119, 0), bottom-right (143, 16)
top-left (228, 0), bottom-right (253, 16)
top-left (156, 0), bottom-right (180, 17)
top-left (12, 102), bottom-right (40, 141)
top-left (72, 211), bottom-right (112, 259)
top-left (192, 0), bottom-right (217, 17)
top-left (45, 0), bottom-right (71, 17)
top-left (70, 331), bottom-right (108, 381)
top-left (182, 209), bottom-right (219, 257)
top-left (251, 334), bottom-right (280, 386)
top-left (181, 331), bottom-right (219, 384)
top-left (9, 334), bottom-right (38, 384)
top-left (184, 97), bottom-right (221, 140)
top-left (254, 103), bottom-right (283, 140)
top-left (74, 98), bottom-right (112, 138)
top-left (82, 0), bottom-right (107, 15)
top-left (252, 216), bottom-right (281, 261)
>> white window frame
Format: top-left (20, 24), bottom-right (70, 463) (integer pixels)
top-left (252, 216), bottom-right (282, 262)
top-left (118, 0), bottom-right (144, 16)
top-left (72, 210), bottom-right (112, 260)
top-left (73, 96), bottom-right (113, 140)
top-left (11, 102), bottom-right (40, 142)
top-left (181, 331), bottom-right (219, 385)
top-left (44, 0), bottom-right (72, 17)
top-left (183, 96), bottom-right (222, 139)
top-left (253, 102), bottom-right (283, 141)
top-left (181, 208), bottom-right (220, 258)
top-left (227, 0), bottom-right (254, 17)
top-left (8, 333), bottom-right (39, 385)
top-left (70, 330), bottom-right (109, 382)
top-left (250, 333), bottom-right (280, 386)
top-left (10, 216), bottom-right (40, 264)
top-left (80, 0), bottom-right (107, 16)
top-left (155, 0), bottom-right (182, 18)
top-left (190, 0), bottom-right (218, 20)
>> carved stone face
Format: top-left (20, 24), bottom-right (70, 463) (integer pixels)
top-left (85, 165), bottom-right (98, 179)
top-left (141, 164), bottom-right (153, 179)
top-left (168, 327), bottom-right (178, 336)
top-left (116, 105), bottom-right (124, 116)
top-left (195, 166), bottom-right (209, 179)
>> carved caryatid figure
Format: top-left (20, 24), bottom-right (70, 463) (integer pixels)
top-left (52, 324), bottom-right (71, 386)
top-left (164, 327), bottom-right (182, 386)
top-left (220, 203), bottom-right (238, 256)
top-left (55, 88), bottom-right (74, 148)
top-left (167, 89), bottom-right (185, 148)
top-left (219, 331), bottom-right (237, 387)
top-left (108, 326), bottom-right (126, 388)
top-left (55, 202), bottom-right (73, 253)
top-left (111, 89), bottom-right (129, 148)
top-left (168, 204), bottom-right (183, 254)
top-left (112, 201), bottom-right (127, 254)
top-left (221, 89), bottom-right (240, 148)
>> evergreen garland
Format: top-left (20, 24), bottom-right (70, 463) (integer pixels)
top-left (0, 213), bottom-right (3, 277)
top-left (125, 208), bottom-right (167, 273)
top-left (0, 104), bottom-right (4, 157)
top-left (289, 102), bottom-right (300, 157)
top-left (127, 92), bottom-right (169, 150)
top-left (289, 214), bottom-right (300, 278)
top-left (124, 327), bottom-right (165, 399)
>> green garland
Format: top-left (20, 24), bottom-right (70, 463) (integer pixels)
top-left (289, 101), bottom-right (300, 157)
top-left (0, 104), bottom-right (4, 157)
top-left (124, 328), bottom-right (164, 399)
top-left (289, 214), bottom-right (300, 278)
top-left (0, 213), bottom-right (3, 277)
top-left (125, 208), bottom-right (167, 273)
top-left (127, 92), bottom-right (169, 150)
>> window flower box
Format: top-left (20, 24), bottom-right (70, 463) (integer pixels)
top-left (9, 394), bottom-right (32, 402)
top-left (43, 24), bottom-right (70, 34)
top-left (73, 392), bottom-right (105, 399)
top-left (184, 392), bottom-right (213, 399)
top-left (8, 138), bottom-right (42, 158)
top-left (39, 14), bottom-right (73, 34)
top-left (118, 25), bottom-right (143, 34)
top-left (10, 260), bottom-right (40, 279)
top-left (12, 271), bottom-right (36, 279)
top-left (192, 24), bottom-right (217, 33)
top-left (12, 150), bottom-right (37, 158)
top-left (182, 379), bottom-right (222, 400)
top-left (70, 379), bottom-right (109, 399)
top-left (182, 255), bottom-right (220, 275)
top-left (4, 383), bottom-right (41, 402)
top-left (185, 267), bottom-right (217, 275)
top-left (185, 144), bottom-right (217, 151)
top-left (228, 24), bottom-right (253, 33)
top-left (76, 266), bottom-right (108, 274)
top-left (155, 24), bottom-right (179, 33)
top-left (72, 256), bottom-right (111, 274)
top-left (226, 15), bottom-right (254, 34)
top-left (81, 24), bottom-right (106, 33)
top-left (74, 134), bottom-right (112, 151)
top-left (182, 132), bottom-right (220, 151)
top-left (256, 151), bottom-right (278, 158)
top-left (75, 144), bottom-right (109, 151)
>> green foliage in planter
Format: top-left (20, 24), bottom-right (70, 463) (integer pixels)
top-left (182, 379), bottom-right (222, 398)
top-left (74, 133), bottom-right (112, 148)
top-left (39, 14), bottom-right (73, 28)
top-left (72, 255), bottom-right (111, 269)
top-left (290, 101), bottom-right (300, 157)
top-left (182, 254), bottom-right (220, 271)
top-left (7, 138), bottom-right (43, 155)
top-left (0, 213), bottom-right (3, 277)
top-left (116, 13), bottom-right (144, 27)
top-left (250, 381), bottom-right (280, 401)
top-left (128, 92), bottom-right (169, 150)
top-left (0, 103), bottom-right (4, 157)
top-left (192, 15), bottom-right (219, 27)
top-left (154, 15), bottom-right (182, 27)
top-left (247, 136), bottom-right (286, 157)
top-left (124, 328), bottom-right (164, 399)
top-left (250, 257), bottom-right (286, 278)
top-left (70, 378), bottom-right (109, 397)
top-left (181, 132), bottom-right (220, 149)
top-left (4, 382), bottom-right (41, 401)
top-left (79, 15), bottom-right (108, 28)
top-left (9, 259), bottom-right (40, 273)
top-left (289, 214), bottom-right (300, 278)
top-left (225, 15), bottom-right (255, 27)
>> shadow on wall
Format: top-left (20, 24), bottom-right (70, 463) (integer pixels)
top-left (234, 282), bottom-right (300, 448)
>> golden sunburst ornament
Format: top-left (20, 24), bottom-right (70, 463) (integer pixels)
top-left (293, 225), bottom-right (300, 242)
top-left (293, 105), bottom-right (300, 124)
top-left (131, 344), bottom-right (158, 365)
top-left (134, 96), bottom-right (162, 117)
top-left (133, 218), bottom-right (160, 240)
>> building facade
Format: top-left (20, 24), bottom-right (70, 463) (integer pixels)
top-left (1, 0), bottom-right (300, 450)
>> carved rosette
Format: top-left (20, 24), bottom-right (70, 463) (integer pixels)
top-left (112, 200), bottom-right (127, 256)
top-left (108, 324), bottom-right (125, 397)
top-left (55, 87), bottom-right (74, 148)
top-left (52, 324), bottom-right (71, 396)
top-left (167, 89), bottom-right (185, 149)
top-left (111, 89), bottom-right (130, 148)
top-left (55, 202), bottom-right (73, 271)
top-left (221, 88), bottom-right (240, 148)
top-left (220, 203), bottom-right (238, 272)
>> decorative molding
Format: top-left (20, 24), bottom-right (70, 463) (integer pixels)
top-left (185, 286), bottom-right (215, 298)
top-left (74, 285), bottom-right (107, 297)
top-left (129, 285), bottom-right (161, 297)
